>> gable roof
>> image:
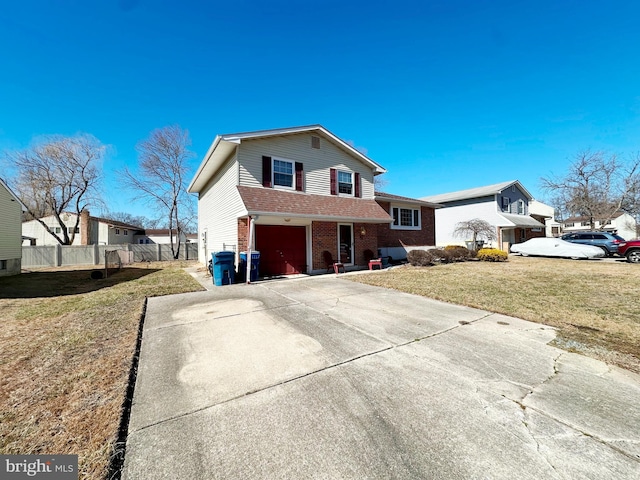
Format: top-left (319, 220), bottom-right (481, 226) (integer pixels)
top-left (90, 215), bottom-right (144, 231)
top-left (237, 186), bottom-right (392, 223)
top-left (374, 191), bottom-right (442, 208)
top-left (421, 180), bottom-right (533, 204)
top-left (0, 177), bottom-right (27, 212)
top-left (563, 212), bottom-right (626, 222)
top-left (188, 125), bottom-right (386, 193)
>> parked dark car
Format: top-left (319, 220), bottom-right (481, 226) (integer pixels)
top-left (561, 231), bottom-right (625, 256)
top-left (618, 239), bottom-right (640, 263)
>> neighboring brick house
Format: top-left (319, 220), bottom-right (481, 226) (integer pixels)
top-left (22, 210), bottom-right (143, 245)
top-left (187, 125), bottom-right (437, 276)
top-left (421, 180), bottom-right (546, 251)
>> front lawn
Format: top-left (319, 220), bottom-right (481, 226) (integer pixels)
top-left (349, 256), bottom-right (640, 373)
top-left (0, 262), bottom-right (204, 479)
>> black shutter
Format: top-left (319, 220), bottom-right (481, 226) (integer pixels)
top-left (355, 172), bottom-right (361, 198)
top-left (262, 156), bottom-right (272, 188)
top-left (330, 168), bottom-right (337, 195)
top-left (295, 162), bottom-right (304, 191)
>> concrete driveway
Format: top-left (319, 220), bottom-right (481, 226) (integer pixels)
top-left (123, 275), bottom-right (640, 479)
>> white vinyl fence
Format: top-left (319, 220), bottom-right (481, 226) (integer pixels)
top-left (21, 243), bottom-right (198, 268)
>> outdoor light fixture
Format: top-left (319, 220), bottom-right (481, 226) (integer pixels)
top-left (360, 226), bottom-right (367, 237)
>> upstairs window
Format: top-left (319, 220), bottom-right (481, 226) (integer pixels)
top-left (330, 169), bottom-right (360, 197)
top-left (517, 200), bottom-right (525, 215)
top-left (338, 171), bottom-right (353, 195)
top-left (273, 159), bottom-right (294, 188)
top-left (501, 197), bottom-right (510, 212)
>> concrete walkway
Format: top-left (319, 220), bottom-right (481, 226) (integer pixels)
top-left (123, 274), bottom-right (640, 479)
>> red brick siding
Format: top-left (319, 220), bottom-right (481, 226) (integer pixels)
top-left (312, 221), bottom-right (337, 270)
top-left (353, 223), bottom-right (379, 264)
top-left (237, 218), bottom-right (248, 252)
top-left (376, 201), bottom-right (436, 247)
top-left (519, 227), bottom-right (546, 242)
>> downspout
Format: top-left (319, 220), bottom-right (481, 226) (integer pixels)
top-left (246, 216), bottom-right (255, 284)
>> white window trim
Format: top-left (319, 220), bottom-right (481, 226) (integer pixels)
top-left (517, 199), bottom-right (525, 215)
top-left (390, 204), bottom-right (421, 230)
top-left (272, 157), bottom-right (295, 191)
top-left (337, 169), bottom-right (354, 197)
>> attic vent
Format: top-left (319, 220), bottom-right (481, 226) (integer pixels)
top-left (311, 136), bottom-right (320, 149)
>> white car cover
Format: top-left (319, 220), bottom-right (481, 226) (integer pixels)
top-left (510, 237), bottom-right (605, 258)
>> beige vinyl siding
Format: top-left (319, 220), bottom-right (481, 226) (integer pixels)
top-left (237, 133), bottom-right (376, 198)
top-left (0, 184), bottom-right (22, 260)
top-left (197, 150), bottom-right (244, 263)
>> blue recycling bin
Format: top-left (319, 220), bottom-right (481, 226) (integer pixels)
top-left (212, 251), bottom-right (235, 286)
top-left (238, 251), bottom-right (260, 282)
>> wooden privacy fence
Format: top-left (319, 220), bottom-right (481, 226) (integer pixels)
top-left (21, 243), bottom-right (198, 268)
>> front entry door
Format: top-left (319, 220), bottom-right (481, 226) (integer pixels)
top-left (338, 224), bottom-right (353, 265)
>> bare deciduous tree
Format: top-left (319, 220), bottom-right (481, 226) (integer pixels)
top-left (6, 134), bottom-right (104, 244)
top-left (374, 174), bottom-right (388, 192)
top-left (121, 125), bottom-right (196, 259)
top-left (453, 218), bottom-right (497, 250)
top-left (541, 150), bottom-right (640, 230)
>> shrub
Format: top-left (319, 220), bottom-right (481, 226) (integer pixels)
top-left (444, 245), bottom-right (473, 261)
top-left (435, 249), bottom-right (455, 263)
top-left (476, 248), bottom-right (508, 262)
top-left (408, 248), bottom-right (460, 266)
top-left (407, 249), bottom-right (435, 266)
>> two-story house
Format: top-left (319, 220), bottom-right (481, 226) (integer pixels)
top-left (187, 125), bottom-right (437, 276)
top-left (22, 210), bottom-right (144, 246)
top-left (0, 177), bottom-right (26, 276)
top-left (561, 212), bottom-right (637, 240)
top-left (421, 180), bottom-right (545, 251)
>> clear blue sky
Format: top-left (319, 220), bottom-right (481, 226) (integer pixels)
top-left (2, 0), bottom-right (640, 217)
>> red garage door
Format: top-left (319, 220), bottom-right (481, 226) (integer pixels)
top-left (255, 225), bottom-right (307, 276)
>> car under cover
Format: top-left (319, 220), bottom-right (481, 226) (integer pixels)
top-left (510, 237), bottom-right (605, 259)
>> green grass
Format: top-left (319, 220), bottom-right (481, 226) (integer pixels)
top-left (0, 262), bottom-right (204, 479)
top-left (348, 256), bottom-right (640, 373)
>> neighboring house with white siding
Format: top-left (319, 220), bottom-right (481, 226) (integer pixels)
top-left (22, 211), bottom-right (143, 246)
top-left (187, 125), bottom-right (438, 276)
top-left (133, 229), bottom-right (189, 244)
top-left (0, 178), bottom-right (26, 276)
top-left (561, 212), bottom-right (637, 241)
top-left (529, 200), bottom-right (561, 237)
top-left (421, 180), bottom-right (546, 251)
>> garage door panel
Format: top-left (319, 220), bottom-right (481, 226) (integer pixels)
top-left (256, 226), bottom-right (306, 276)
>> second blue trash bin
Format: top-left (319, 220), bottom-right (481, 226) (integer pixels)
top-left (212, 251), bottom-right (235, 286)
top-left (238, 251), bottom-right (260, 282)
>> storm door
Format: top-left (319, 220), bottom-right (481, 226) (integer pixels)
top-left (338, 224), bottom-right (353, 265)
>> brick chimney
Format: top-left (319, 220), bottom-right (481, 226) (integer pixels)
top-left (80, 210), bottom-right (91, 245)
